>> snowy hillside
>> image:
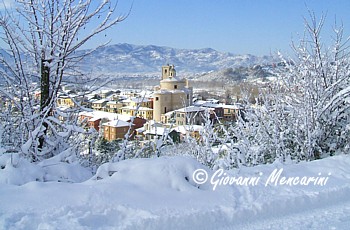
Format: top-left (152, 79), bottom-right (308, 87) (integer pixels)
top-left (78, 43), bottom-right (276, 74)
top-left (1, 154), bottom-right (350, 229)
top-left (190, 65), bottom-right (276, 83)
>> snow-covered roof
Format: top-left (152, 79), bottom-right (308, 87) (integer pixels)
top-left (175, 106), bottom-right (206, 113)
top-left (194, 100), bottom-right (221, 106)
top-left (193, 100), bottom-right (206, 105)
top-left (106, 101), bottom-right (119, 105)
top-left (164, 111), bottom-right (175, 117)
top-left (144, 127), bottom-right (167, 136)
top-left (220, 104), bottom-right (243, 110)
top-left (79, 111), bottom-right (133, 122)
top-left (88, 117), bottom-right (101, 122)
top-left (206, 98), bottom-right (220, 103)
top-left (138, 107), bottom-right (153, 111)
top-left (103, 120), bottom-right (131, 128)
top-left (138, 90), bottom-right (154, 97)
top-left (99, 89), bottom-right (113, 94)
top-left (120, 106), bottom-right (153, 111)
top-left (135, 127), bottom-right (145, 133)
top-left (92, 99), bottom-right (109, 104)
top-left (172, 125), bottom-right (204, 134)
top-left (122, 97), bottom-right (151, 103)
top-left (144, 120), bottom-right (163, 128)
top-left (195, 102), bottom-right (223, 108)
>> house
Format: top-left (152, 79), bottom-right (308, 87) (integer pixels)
top-left (99, 90), bottom-right (114, 99)
top-left (221, 104), bottom-right (244, 121)
top-left (79, 110), bottom-right (146, 132)
top-left (171, 125), bottom-right (204, 141)
top-left (161, 111), bottom-right (176, 124)
top-left (137, 107), bottom-right (154, 120)
top-left (197, 102), bottom-right (224, 123)
top-left (144, 126), bottom-right (167, 140)
top-left (174, 106), bottom-right (206, 126)
top-left (102, 120), bottom-right (134, 141)
top-left (106, 101), bottom-right (123, 113)
top-left (138, 120), bottom-right (167, 140)
top-left (120, 106), bottom-right (153, 120)
top-left (122, 97), bottom-right (153, 109)
top-left (91, 99), bottom-right (108, 111)
top-left (79, 111), bottom-right (111, 131)
top-left (57, 95), bottom-right (76, 108)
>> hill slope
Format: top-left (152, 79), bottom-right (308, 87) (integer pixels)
top-left (79, 43), bottom-right (276, 74)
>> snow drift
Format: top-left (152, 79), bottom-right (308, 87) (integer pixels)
top-left (1, 155), bottom-right (350, 229)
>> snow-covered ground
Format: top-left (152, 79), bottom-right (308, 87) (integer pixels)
top-left (1, 154), bottom-right (350, 230)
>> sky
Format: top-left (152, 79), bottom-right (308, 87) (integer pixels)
top-left (102, 0), bottom-right (350, 56)
top-left (1, 1), bottom-right (349, 56)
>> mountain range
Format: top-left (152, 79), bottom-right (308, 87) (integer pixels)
top-left (79, 43), bottom-right (277, 76)
top-left (0, 43), bottom-right (278, 83)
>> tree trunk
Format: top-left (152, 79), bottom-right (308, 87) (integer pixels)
top-left (39, 59), bottom-right (50, 150)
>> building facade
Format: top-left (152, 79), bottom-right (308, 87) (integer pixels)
top-left (153, 64), bottom-right (193, 122)
top-left (174, 106), bottom-right (206, 126)
top-left (103, 120), bottom-right (134, 141)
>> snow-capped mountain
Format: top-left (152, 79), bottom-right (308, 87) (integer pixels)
top-left (79, 43), bottom-right (277, 75)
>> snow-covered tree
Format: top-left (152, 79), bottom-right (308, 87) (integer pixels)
top-left (277, 13), bottom-right (350, 159)
top-left (0, 0), bottom-right (127, 161)
top-left (231, 12), bottom-right (350, 163)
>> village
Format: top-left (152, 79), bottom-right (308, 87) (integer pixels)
top-left (56, 64), bottom-right (244, 144)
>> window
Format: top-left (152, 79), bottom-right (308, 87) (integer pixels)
top-left (164, 107), bottom-right (167, 113)
top-left (156, 97), bottom-right (159, 101)
top-left (164, 69), bottom-right (167, 74)
top-left (174, 85), bottom-right (177, 89)
top-left (187, 94), bottom-right (189, 99)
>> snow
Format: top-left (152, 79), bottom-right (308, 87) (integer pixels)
top-left (92, 99), bottom-right (109, 104)
top-left (103, 120), bottom-right (131, 128)
top-left (172, 125), bottom-right (204, 134)
top-left (220, 103), bottom-right (243, 110)
top-left (175, 106), bottom-right (206, 113)
top-left (0, 151), bottom-right (91, 185)
top-left (79, 110), bottom-right (134, 122)
top-left (120, 106), bottom-right (153, 111)
top-left (144, 127), bottom-right (166, 136)
top-left (122, 97), bottom-right (151, 104)
top-left (1, 155), bottom-right (350, 229)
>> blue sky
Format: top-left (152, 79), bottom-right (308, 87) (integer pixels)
top-left (1, 0), bottom-right (349, 56)
top-left (104, 0), bottom-right (350, 56)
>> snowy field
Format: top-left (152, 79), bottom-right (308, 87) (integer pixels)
top-left (1, 154), bottom-right (350, 230)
